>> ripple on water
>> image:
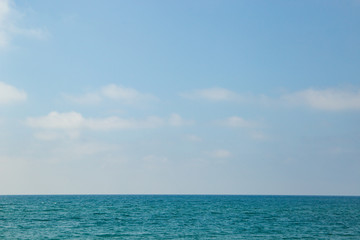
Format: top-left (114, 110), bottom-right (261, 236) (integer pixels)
top-left (0, 195), bottom-right (359, 239)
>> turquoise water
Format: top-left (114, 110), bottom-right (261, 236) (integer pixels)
top-left (1, 195), bottom-right (360, 239)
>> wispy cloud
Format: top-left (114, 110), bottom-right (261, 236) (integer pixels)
top-left (63, 93), bottom-right (102, 105)
top-left (185, 134), bottom-right (202, 142)
top-left (26, 111), bottom-right (164, 131)
top-left (101, 84), bottom-right (157, 103)
top-left (219, 116), bottom-right (258, 128)
top-left (0, 81), bottom-right (27, 104)
top-left (0, 0), bottom-right (11, 47)
top-left (33, 130), bottom-right (79, 141)
top-left (169, 113), bottom-right (194, 127)
top-left (64, 84), bottom-right (157, 105)
top-left (26, 111), bottom-right (192, 140)
top-left (180, 87), bottom-right (240, 101)
top-left (182, 86), bottom-right (360, 112)
top-left (218, 116), bottom-right (267, 140)
top-left (85, 116), bottom-right (164, 130)
top-left (283, 88), bottom-right (360, 111)
top-left (26, 112), bottom-right (84, 129)
top-left (208, 149), bottom-right (231, 158)
top-left (250, 131), bottom-right (268, 141)
top-left (0, 0), bottom-right (47, 49)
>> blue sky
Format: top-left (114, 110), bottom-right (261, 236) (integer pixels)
top-left (0, 0), bottom-right (360, 195)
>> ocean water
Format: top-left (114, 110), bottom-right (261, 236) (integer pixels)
top-left (0, 195), bottom-right (359, 239)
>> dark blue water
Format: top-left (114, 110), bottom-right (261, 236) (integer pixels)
top-left (0, 195), bottom-right (359, 239)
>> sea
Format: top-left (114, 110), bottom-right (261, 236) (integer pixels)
top-left (0, 195), bottom-right (359, 239)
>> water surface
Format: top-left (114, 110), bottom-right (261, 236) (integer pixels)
top-left (0, 195), bottom-right (359, 239)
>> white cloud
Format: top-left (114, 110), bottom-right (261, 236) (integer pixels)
top-left (26, 111), bottom-right (84, 129)
top-left (208, 149), bottom-right (231, 158)
top-left (180, 86), bottom-right (360, 112)
top-left (26, 111), bottom-right (164, 131)
top-left (283, 88), bottom-right (360, 111)
top-left (0, 0), bottom-right (47, 49)
top-left (220, 116), bottom-right (257, 128)
top-left (67, 142), bottom-right (117, 156)
top-left (0, 81), bottom-right (27, 104)
top-left (250, 131), bottom-right (268, 141)
top-left (10, 25), bottom-right (48, 40)
top-left (63, 93), bottom-right (102, 105)
top-left (64, 84), bottom-right (157, 105)
top-left (85, 116), bottom-right (164, 130)
top-left (101, 84), bottom-right (157, 103)
top-left (0, 0), bottom-right (12, 47)
top-left (185, 134), bottom-right (202, 142)
top-left (33, 130), bottom-right (80, 141)
top-left (33, 131), bottom-right (63, 141)
top-left (26, 112), bottom-right (191, 139)
top-left (168, 113), bottom-right (194, 127)
top-left (181, 87), bottom-right (240, 101)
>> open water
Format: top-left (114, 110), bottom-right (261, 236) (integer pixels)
top-left (0, 195), bottom-right (359, 239)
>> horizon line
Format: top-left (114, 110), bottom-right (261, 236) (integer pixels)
top-left (1, 193), bottom-right (359, 197)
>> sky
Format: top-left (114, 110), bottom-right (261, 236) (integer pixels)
top-left (0, 0), bottom-right (360, 195)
